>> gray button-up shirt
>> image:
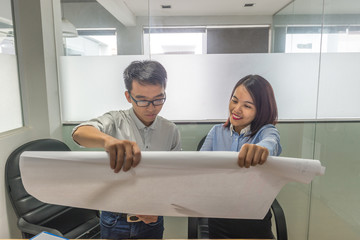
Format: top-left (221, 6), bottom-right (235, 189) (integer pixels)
top-left (72, 108), bottom-right (181, 151)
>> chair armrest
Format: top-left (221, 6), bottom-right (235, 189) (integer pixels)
top-left (18, 217), bottom-right (63, 237)
top-left (271, 199), bottom-right (288, 240)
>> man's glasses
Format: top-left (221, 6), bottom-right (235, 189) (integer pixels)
top-left (129, 92), bottom-right (166, 107)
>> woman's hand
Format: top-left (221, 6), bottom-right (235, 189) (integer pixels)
top-left (238, 143), bottom-right (269, 168)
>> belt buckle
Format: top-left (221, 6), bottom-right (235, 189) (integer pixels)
top-left (127, 214), bottom-right (141, 222)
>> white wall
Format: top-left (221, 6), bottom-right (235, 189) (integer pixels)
top-left (0, 0), bottom-right (62, 237)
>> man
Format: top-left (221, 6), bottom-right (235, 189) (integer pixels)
top-left (72, 60), bottom-right (181, 239)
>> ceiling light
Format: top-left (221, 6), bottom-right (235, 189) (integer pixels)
top-left (244, 3), bottom-right (255, 7)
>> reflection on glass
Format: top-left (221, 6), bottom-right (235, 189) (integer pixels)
top-left (144, 28), bottom-right (205, 55)
top-left (144, 25), bottom-right (270, 55)
top-left (285, 26), bottom-right (360, 53)
top-left (274, 0), bottom-right (360, 53)
top-left (0, 23), bottom-right (15, 55)
top-left (60, 0), bottom-right (149, 55)
top-left (150, 32), bottom-right (204, 54)
top-left (64, 28), bottom-right (117, 56)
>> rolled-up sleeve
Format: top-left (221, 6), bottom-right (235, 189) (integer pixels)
top-left (71, 112), bottom-right (117, 146)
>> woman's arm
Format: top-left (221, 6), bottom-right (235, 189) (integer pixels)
top-left (255, 125), bottom-right (282, 156)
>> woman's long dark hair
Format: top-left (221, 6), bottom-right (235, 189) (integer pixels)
top-left (229, 75), bottom-right (278, 138)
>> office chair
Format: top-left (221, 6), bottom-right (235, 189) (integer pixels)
top-left (188, 135), bottom-right (288, 240)
top-left (5, 138), bottom-right (100, 239)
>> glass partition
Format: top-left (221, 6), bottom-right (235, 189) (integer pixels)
top-left (313, 0), bottom-right (360, 239)
top-left (58, 0), bottom-right (360, 239)
top-left (275, 1), bottom-right (360, 240)
top-left (61, 0), bottom-right (147, 56)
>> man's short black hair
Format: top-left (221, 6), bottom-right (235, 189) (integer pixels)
top-left (124, 60), bottom-right (167, 92)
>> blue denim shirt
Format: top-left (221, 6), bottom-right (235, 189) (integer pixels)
top-left (200, 124), bottom-right (282, 156)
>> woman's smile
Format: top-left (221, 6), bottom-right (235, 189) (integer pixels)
top-left (232, 113), bottom-right (242, 120)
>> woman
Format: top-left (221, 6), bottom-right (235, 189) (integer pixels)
top-left (200, 74), bottom-right (282, 239)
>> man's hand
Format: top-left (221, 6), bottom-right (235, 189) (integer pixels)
top-left (104, 138), bottom-right (141, 173)
top-left (238, 143), bottom-right (269, 168)
top-left (136, 215), bottom-right (158, 224)
top-left (72, 126), bottom-right (141, 172)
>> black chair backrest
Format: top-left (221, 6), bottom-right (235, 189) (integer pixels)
top-left (271, 198), bottom-right (288, 240)
top-left (197, 135), bottom-right (207, 151)
top-left (5, 139), bottom-right (71, 223)
top-left (5, 138), bottom-right (101, 239)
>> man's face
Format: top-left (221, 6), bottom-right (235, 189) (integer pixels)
top-left (125, 80), bottom-right (165, 126)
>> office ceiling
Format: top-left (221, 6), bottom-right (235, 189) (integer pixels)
top-left (60, 0), bottom-right (359, 27)
top-left (279, 0), bottom-right (360, 15)
top-left (60, 0), bottom-right (360, 18)
top-left (110, 0), bottom-right (360, 16)
top-left (92, 0), bottom-right (294, 26)
top-left (123, 0), bottom-right (293, 16)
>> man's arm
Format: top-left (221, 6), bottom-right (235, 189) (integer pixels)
top-left (73, 125), bottom-right (141, 173)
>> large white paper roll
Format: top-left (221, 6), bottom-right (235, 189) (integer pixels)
top-left (20, 151), bottom-right (325, 219)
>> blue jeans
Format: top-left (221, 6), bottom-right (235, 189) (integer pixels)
top-left (100, 211), bottom-right (164, 239)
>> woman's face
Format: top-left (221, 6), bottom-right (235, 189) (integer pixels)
top-left (229, 85), bottom-right (257, 133)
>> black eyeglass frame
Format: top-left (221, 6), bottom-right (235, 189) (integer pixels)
top-left (129, 92), bottom-right (166, 107)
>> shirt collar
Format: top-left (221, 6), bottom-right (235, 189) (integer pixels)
top-left (230, 124), bottom-right (251, 136)
top-left (129, 108), bottom-right (158, 130)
